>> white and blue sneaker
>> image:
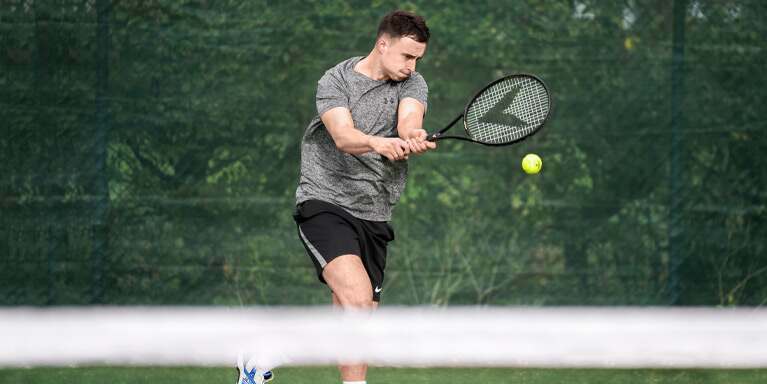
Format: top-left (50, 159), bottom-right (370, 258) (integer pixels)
top-left (235, 355), bottom-right (273, 384)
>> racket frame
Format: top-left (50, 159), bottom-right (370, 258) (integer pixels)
top-left (428, 73), bottom-right (553, 146)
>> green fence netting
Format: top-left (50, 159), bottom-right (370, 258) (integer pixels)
top-left (1, 1), bottom-right (765, 306)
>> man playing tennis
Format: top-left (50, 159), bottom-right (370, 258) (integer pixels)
top-left (291, 9), bottom-right (434, 384)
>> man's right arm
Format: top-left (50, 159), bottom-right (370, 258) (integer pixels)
top-left (321, 107), bottom-right (410, 161)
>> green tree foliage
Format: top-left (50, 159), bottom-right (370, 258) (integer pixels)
top-left (1, 0), bottom-right (765, 306)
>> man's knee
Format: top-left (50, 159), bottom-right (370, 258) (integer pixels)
top-left (332, 285), bottom-right (374, 308)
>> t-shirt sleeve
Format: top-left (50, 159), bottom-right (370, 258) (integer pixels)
top-left (316, 70), bottom-right (349, 116)
top-left (399, 72), bottom-right (428, 112)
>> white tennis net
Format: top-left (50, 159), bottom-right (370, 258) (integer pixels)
top-left (1, 306), bottom-right (766, 369)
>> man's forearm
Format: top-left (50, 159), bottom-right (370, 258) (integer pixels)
top-left (333, 128), bottom-right (376, 155)
top-left (396, 98), bottom-right (426, 140)
top-left (321, 107), bottom-right (376, 155)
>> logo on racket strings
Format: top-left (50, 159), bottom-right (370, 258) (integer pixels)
top-left (479, 85), bottom-right (527, 128)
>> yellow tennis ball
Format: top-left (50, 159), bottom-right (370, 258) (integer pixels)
top-left (624, 37), bottom-right (634, 50)
top-left (522, 153), bottom-right (542, 174)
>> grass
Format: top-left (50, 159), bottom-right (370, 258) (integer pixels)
top-left (1, 366), bottom-right (766, 384)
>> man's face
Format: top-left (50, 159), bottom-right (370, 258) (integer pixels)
top-left (379, 35), bottom-right (426, 81)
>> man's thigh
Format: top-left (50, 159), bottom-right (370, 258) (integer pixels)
top-left (324, 254), bottom-right (375, 307)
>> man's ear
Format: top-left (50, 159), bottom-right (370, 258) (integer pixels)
top-left (376, 35), bottom-right (389, 54)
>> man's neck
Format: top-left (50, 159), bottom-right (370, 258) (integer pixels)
top-left (354, 52), bottom-right (388, 81)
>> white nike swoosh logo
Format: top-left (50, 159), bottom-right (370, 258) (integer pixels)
top-left (374, 286), bottom-right (383, 293)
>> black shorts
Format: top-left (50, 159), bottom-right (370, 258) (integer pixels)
top-left (293, 199), bottom-right (394, 302)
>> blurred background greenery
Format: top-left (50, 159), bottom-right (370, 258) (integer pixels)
top-left (1, 0), bottom-right (765, 306)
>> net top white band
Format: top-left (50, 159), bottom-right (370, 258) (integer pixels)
top-left (2, 306), bottom-right (766, 368)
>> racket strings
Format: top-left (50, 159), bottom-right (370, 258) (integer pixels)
top-left (465, 77), bottom-right (549, 144)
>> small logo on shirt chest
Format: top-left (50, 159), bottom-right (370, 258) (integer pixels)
top-left (383, 97), bottom-right (395, 104)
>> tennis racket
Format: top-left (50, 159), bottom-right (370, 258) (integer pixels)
top-left (427, 73), bottom-right (552, 146)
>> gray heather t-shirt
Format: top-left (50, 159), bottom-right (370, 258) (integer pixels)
top-left (295, 56), bottom-right (428, 221)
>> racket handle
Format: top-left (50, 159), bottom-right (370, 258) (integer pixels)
top-left (427, 114), bottom-right (462, 142)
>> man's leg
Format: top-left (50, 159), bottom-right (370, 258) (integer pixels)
top-left (323, 254), bottom-right (378, 382)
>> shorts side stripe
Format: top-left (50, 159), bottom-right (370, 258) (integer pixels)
top-left (298, 226), bottom-right (327, 268)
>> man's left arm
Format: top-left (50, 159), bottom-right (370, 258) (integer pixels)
top-left (397, 97), bottom-right (436, 155)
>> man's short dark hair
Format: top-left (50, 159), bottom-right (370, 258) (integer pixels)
top-left (376, 10), bottom-right (430, 43)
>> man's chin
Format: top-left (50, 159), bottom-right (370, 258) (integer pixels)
top-left (394, 73), bottom-right (411, 81)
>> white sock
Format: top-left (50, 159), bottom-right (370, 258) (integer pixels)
top-left (342, 381), bottom-right (367, 384)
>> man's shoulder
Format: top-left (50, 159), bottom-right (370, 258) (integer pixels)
top-left (324, 56), bottom-right (363, 77)
top-left (317, 56), bottom-right (363, 91)
top-left (404, 71), bottom-right (427, 86)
